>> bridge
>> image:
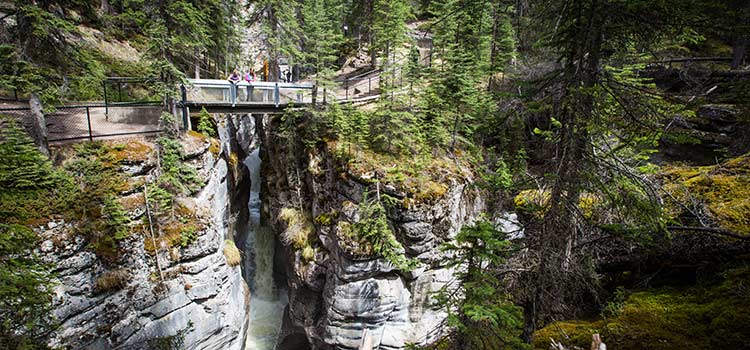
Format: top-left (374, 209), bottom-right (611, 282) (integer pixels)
top-left (180, 71), bottom-right (385, 113)
top-left (182, 79), bottom-right (314, 111)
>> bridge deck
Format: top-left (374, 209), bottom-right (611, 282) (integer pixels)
top-left (183, 79), bottom-right (315, 108)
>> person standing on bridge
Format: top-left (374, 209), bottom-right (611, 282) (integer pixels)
top-left (244, 69), bottom-right (256, 102)
top-left (227, 70), bottom-right (241, 107)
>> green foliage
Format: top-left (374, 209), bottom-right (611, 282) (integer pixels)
top-left (482, 158), bottom-right (513, 190)
top-left (300, 0), bottom-right (344, 88)
top-left (157, 137), bottom-right (204, 196)
top-left (346, 192), bottom-right (417, 271)
top-left (532, 266), bottom-right (750, 350)
top-left (196, 107), bottom-right (216, 137)
top-left (65, 142), bottom-right (132, 263)
top-left (0, 117), bottom-right (58, 190)
top-left (431, 219), bottom-right (527, 349)
top-left (0, 120), bottom-right (56, 349)
top-left (0, 224), bottom-right (55, 350)
top-left (179, 225), bottom-right (198, 247)
top-left (372, 0), bottom-right (412, 67)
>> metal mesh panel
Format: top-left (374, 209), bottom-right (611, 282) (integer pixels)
top-left (0, 103), bottom-right (168, 143)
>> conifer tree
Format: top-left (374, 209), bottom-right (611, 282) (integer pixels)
top-left (248, 0), bottom-right (303, 81)
top-left (300, 0), bottom-right (345, 98)
top-left (432, 220), bottom-right (526, 350)
top-left (0, 118), bottom-right (56, 350)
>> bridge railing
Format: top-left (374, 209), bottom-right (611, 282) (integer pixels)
top-left (183, 79), bottom-right (315, 107)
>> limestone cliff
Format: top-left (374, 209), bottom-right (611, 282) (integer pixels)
top-left (255, 114), bottom-right (488, 350)
top-left (40, 135), bottom-right (249, 350)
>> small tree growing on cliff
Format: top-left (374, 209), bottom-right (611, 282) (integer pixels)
top-left (0, 118), bottom-right (56, 349)
top-left (431, 219), bottom-right (527, 350)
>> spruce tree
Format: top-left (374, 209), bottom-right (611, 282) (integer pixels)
top-left (433, 220), bottom-right (526, 350)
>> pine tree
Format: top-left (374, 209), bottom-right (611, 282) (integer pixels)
top-left (0, 118), bottom-right (56, 349)
top-left (0, 117), bottom-right (57, 190)
top-left (300, 0), bottom-right (345, 98)
top-left (248, 0), bottom-right (304, 81)
top-left (432, 220), bottom-right (526, 350)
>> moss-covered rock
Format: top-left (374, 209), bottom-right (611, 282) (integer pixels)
top-left (661, 154), bottom-right (750, 235)
top-left (532, 266), bottom-right (750, 350)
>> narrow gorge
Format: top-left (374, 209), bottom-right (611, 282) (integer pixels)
top-left (2, 2), bottom-right (749, 350)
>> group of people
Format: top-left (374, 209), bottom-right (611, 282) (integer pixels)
top-left (227, 69), bottom-right (257, 107)
top-left (226, 67), bottom-right (295, 106)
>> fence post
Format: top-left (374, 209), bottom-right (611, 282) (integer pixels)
top-left (180, 84), bottom-right (188, 131)
top-left (274, 82), bottom-right (280, 107)
top-left (85, 107), bottom-right (93, 142)
top-left (345, 79), bottom-right (349, 100)
top-left (13, 89), bottom-right (18, 101)
top-left (368, 77), bottom-right (371, 94)
top-left (103, 81), bottom-right (109, 120)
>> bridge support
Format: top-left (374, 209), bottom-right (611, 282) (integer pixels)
top-left (274, 82), bottom-right (280, 107)
top-left (180, 84), bottom-right (189, 131)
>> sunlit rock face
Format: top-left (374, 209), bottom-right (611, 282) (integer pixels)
top-left (258, 114), bottom-right (487, 349)
top-left (41, 134), bottom-right (249, 350)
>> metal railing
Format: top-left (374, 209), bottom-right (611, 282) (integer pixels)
top-left (0, 102), bottom-right (169, 143)
top-left (183, 79), bottom-right (315, 107)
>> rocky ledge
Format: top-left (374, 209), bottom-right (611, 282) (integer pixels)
top-left (39, 135), bottom-right (249, 350)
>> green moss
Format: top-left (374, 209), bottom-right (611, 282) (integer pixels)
top-left (661, 155), bottom-right (750, 235)
top-left (314, 211), bottom-right (338, 226)
top-left (532, 266), bottom-right (750, 350)
top-left (330, 140), bottom-right (470, 204)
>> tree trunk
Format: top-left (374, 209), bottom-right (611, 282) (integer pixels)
top-left (99, 0), bottom-right (110, 14)
top-left (731, 36), bottom-right (748, 70)
top-left (28, 93), bottom-right (49, 157)
top-left (194, 48), bottom-right (201, 79)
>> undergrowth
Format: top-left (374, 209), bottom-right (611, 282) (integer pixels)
top-left (532, 265), bottom-right (750, 350)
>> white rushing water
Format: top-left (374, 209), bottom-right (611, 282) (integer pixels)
top-left (243, 149), bottom-right (287, 350)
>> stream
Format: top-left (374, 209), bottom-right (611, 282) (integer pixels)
top-left (243, 148), bottom-right (287, 349)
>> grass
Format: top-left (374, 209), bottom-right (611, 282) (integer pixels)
top-left (329, 139), bottom-right (472, 204)
top-left (223, 240), bottom-right (242, 267)
top-left (279, 207), bottom-right (315, 250)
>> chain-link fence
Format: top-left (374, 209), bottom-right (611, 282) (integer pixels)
top-left (0, 102), bottom-right (170, 143)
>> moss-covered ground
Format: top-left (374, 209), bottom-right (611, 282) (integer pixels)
top-left (533, 265), bottom-right (750, 350)
top-left (327, 139), bottom-right (472, 204)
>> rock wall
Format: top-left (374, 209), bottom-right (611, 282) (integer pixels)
top-left (259, 114), bottom-right (486, 350)
top-left (41, 134), bottom-right (249, 350)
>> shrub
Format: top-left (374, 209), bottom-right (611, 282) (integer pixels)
top-left (279, 207), bottom-right (315, 249)
top-left (196, 107), bottom-right (216, 137)
top-left (532, 266), bottom-right (750, 350)
top-left (94, 269), bottom-right (129, 294)
top-left (157, 137), bottom-right (204, 196)
top-left (301, 246), bottom-right (315, 262)
top-left (340, 193), bottom-right (417, 271)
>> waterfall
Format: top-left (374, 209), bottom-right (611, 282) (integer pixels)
top-left (243, 148), bottom-right (287, 350)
